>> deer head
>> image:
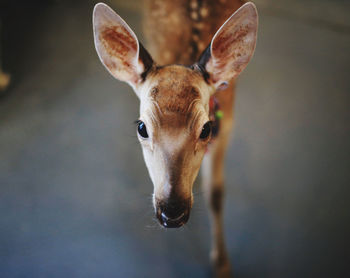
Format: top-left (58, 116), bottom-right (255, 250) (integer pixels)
top-left (93, 2), bottom-right (258, 228)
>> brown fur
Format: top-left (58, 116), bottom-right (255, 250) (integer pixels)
top-left (100, 26), bottom-right (137, 58)
top-left (144, 65), bottom-right (210, 138)
top-left (99, 26), bottom-right (136, 71)
top-left (149, 66), bottom-right (201, 115)
top-left (143, 0), bottom-right (244, 143)
top-left (93, 2), bottom-right (257, 277)
top-left (144, 0), bottom-right (244, 65)
top-left (143, 2), bottom-right (245, 277)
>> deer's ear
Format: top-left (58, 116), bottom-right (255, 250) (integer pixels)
top-left (93, 3), bottom-right (153, 89)
top-left (198, 2), bottom-right (258, 89)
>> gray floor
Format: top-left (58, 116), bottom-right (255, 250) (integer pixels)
top-left (1, 1), bottom-right (349, 277)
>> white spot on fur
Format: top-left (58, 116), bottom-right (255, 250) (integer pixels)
top-left (190, 0), bottom-right (198, 10)
top-left (191, 11), bottom-right (198, 20)
top-left (198, 42), bottom-right (205, 52)
top-left (200, 7), bottom-right (209, 18)
top-left (194, 22), bottom-right (204, 30)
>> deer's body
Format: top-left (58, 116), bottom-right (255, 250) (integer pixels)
top-left (144, 0), bottom-right (244, 65)
top-left (144, 4), bottom-right (242, 275)
top-left (93, 2), bottom-right (258, 277)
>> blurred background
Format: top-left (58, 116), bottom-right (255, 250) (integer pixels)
top-left (0, 0), bottom-right (349, 277)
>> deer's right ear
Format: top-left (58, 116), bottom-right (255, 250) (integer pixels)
top-left (93, 3), bottom-right (153, 89)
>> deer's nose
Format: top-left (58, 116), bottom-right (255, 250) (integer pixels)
top-left (156, 200), bottom-right (190, 228)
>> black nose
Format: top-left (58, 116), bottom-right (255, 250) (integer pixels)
top-left (156, 200), bottom-right (190, 228)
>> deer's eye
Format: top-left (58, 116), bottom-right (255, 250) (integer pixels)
top-left (200, 122), bottom-right (212, 140)
top-left (137, 121), bottom-right (149, 138)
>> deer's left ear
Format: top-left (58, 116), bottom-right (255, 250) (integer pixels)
top-left (93, 3), bottom-right (153, 89)
top-left (197, 2), bottom-right (258, 89)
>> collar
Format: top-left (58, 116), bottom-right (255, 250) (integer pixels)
top-left (209, 95), bottom-right (223, 139)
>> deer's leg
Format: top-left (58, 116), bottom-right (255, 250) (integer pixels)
top-left (0, 20), bottom-right (10, 92)
top-left (0, 70), bottom-right (10, 92)
top-left (202, 84), bottom-right (235, 278)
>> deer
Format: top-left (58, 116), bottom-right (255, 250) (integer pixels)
top-left (93, 1), bottom-right (258, 277)
top-left (0, 21), bottom-right (10, 93)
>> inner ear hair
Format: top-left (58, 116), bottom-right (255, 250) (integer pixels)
top-left (194, 3), bottom-right (258, 88)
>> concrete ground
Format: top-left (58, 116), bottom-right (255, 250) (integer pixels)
top-left (0, 0), bottom-right (349, 277)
